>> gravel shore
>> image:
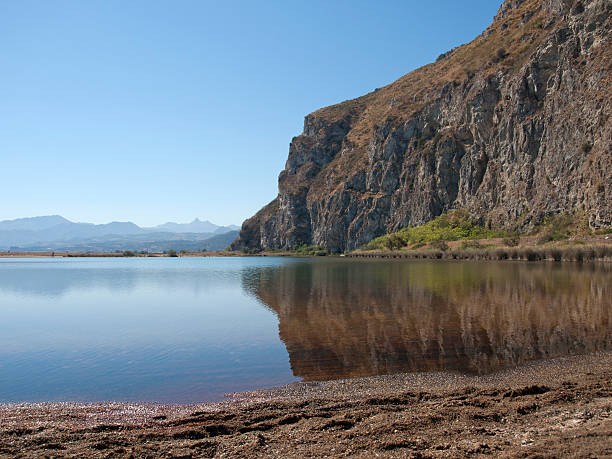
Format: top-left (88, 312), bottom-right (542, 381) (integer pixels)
top-left (1, 353), bottom-right (611, 458)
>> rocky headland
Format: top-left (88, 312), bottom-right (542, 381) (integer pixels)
top-left (232, 0), bottom-right (611, 253)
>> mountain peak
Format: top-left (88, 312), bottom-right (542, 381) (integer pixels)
top-left (0, 215), bottom-right (72, 231)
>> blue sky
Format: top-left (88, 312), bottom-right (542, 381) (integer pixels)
top-left (1, 1), bottom-right (501, 227)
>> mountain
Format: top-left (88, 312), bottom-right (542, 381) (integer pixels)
top-left (0, 215), bottom-right (71, 232)
top-left (10, 231), bottom-right (240, 253)
top-left (149, 218), bottom-right (239, 234)
top-left (232, 0), bottom-right (611, 253)
top-left (0, 216), bottom-right (239, 252)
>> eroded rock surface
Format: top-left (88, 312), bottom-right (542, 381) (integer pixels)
top-left (233, 0), bottom-right (611, 252)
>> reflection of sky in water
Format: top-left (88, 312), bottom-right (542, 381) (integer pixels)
top-left (0, 257), bottom-right (299, 403)
top-left (1, 257), bottom-right (610, 404)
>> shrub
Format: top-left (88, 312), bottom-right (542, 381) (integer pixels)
top-left (495, 249), bottom-right (509, 260)
top-left (461, 240), bottom-right (483, 250)
top-left (537, 231), bottom-right (554, 245)
top-left (583, 247), bottom-right (596, 261)
top-left (575, 249), bottom-right (584, 263)
top-left (581, 142), bottom-right (592, 153)
top-left (535, 213), bottom-right (578, 244)
top-left (549, 248), bottom-right (563, 261)
top-left (495, 47), bottom-right (507, 62)
top-left (594, 245), bottom-right (612, 259)
top-left (503, 236), bottom-right (520, 247)
top-left (241, 247), bottom-right (261, 255)
top-left (167, 249), bottom-right (178, 257)
top-left (384, 233), bottom-right (405, 250)
top-left (431, 240), bottom-right (449, 251)
top-left (294, 244), bottom-right (328, 256)
top-left (122, 250), bottom-right (136, 257)
top-left (363, 210), bottom-right (503, 251)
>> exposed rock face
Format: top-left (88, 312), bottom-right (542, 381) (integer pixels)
top-left (233, 0), bottom-right (611, 252)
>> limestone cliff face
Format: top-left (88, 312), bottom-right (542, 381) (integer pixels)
top-left (233, 0), bottom-right (611, 252)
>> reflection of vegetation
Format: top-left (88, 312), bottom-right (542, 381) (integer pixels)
top-left (353, 245), bottom-right (612, 262)
top-left (364, 210), bottom-right (504, 251)
top-left (244, 259), bottom-right (612, 378)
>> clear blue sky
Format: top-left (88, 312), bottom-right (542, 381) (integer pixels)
top-left (1, 0), bottom-right (501, 227)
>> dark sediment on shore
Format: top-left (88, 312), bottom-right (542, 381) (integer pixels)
top-left (1, 353), bottom-right (610, 458)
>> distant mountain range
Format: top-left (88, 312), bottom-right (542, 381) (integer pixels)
top-left (153, 218), bottom-right (239, 234)
top-left (0, 216), bottom-right (240, 252)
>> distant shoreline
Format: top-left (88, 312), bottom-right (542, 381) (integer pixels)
top-left (0, 251), bottom-right (293, 258)
top-left (2, 241), bottom-right (611, 262)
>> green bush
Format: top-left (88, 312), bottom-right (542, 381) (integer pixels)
top-left (122, 250), bottom-right (136, 257)
top-left (384, 233), bottom-right (405, 250)
top-left (241, 247), bottom-right (262, 254)
top-left (294, 244), bottom-right (328, 256)
top-left (364, 210), bottom-right (503, 251)
top-left (461, 240), bottom-right (483, 250)
top-left (534, 213), bottom-right (581, 244)
top-left (167, 249), bottom-right (178, 257)
top-left (503, 236), bottom-right (520, 247)
top-left (431, 240), bottom-right (449, 251)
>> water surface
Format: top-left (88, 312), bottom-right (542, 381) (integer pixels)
top-left (0, 257), bottom-right (610, 403)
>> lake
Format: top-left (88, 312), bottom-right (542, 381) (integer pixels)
top-left (0, 257), bottom-right (610, 404)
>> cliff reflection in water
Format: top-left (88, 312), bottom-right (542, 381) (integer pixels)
top-left (242, 259), bottom-right (612, 380)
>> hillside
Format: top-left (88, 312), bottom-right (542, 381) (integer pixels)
top-left (232, 0), bottom-right (611, 252)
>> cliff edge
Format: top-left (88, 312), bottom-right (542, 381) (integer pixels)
top-left (233, 0), bottom-right (611, 252)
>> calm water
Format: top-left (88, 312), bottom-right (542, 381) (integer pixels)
top-left (0, 257), bottom-right (610, 403)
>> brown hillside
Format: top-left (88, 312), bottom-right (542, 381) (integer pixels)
top-left (233, 0), bottom-right (611, 252)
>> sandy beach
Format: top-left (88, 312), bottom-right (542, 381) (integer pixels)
top-left (1, 352), bottom-right (610, 458)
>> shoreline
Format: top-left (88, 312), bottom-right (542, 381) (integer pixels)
top-left (2, 352), bottom-right (610, 457)
top-left (1, 238), bottom-right (611, 261)
top-left (349, 244), bottom-right (612, 262)
top-left (1, 252), bottom-right (611, 262)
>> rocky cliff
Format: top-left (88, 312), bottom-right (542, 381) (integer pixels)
top-left (233, 0), bottom-right (611, 252)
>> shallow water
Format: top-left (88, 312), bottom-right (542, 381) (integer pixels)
top-left (0, 257), bottom-right (610, 403)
